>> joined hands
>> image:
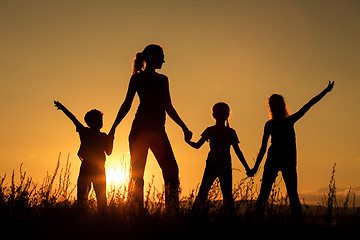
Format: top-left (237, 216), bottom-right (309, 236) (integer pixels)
top-left (184, 129), bottom-right (193, 142)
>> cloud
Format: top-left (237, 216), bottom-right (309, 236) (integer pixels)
top-left (300, 186), bottom-right (360, 206)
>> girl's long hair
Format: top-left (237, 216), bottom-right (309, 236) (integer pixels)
top-left (132, 44), bottom-right (164, 74)
top-left (268, 94), bottom-right (289, 119)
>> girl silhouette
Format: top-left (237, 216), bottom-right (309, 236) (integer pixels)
top-left (249, 81), bottom-right (334, 219)
top-left (110, 44), bottom-right (192, 212)
top-left (186, 102), bottom-right (250, 214)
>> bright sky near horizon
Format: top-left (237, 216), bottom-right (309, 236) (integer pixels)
top-left (1, 0), bottom-right (360, 199)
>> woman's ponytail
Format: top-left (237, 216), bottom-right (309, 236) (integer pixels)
top-left (132, 44), bottom-right (164, 74)
top-left (132, 52), bottom-right (145, 74)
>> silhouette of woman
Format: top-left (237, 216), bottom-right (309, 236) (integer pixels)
top-left (109, 44), bottom-right (192, 212)
top-left (248, 81), bottom-right (334, 219)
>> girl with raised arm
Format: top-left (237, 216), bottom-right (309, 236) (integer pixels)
top-left (248, 81), bottom-right (334, 219)
top-left (110, 44), bottom-right (192, 212)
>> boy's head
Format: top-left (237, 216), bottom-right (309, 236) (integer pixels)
top-left (84, 109), bottom-right (103, 130)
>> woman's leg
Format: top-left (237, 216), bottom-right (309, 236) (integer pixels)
top-left (149, 130), bottom-right (180, 212)
top-left (129, 134), bottom-right (149, 210)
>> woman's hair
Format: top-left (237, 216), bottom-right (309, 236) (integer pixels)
top-left (268, 94), bottom-right (289, 119)
top-left (212, 102), bottom-right (231, 127)
top-left (132, 44), bottom-right (164, 74)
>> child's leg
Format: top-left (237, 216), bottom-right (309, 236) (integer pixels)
top-left (282, 167), bottom-right (302, 219)
top-left (93, 165), bottom-right (107, 211)
top-left (193, 162), bottom-right (218, 213)
top-left (129, 133), bottom-right (149, 210)
top-left (77, 163), bottom-right (91, 206)
top-left (256, 166), bottom-right (278, 216)
top-left (219, 164), bottom-right (235, 211)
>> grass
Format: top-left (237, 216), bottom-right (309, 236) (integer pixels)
top-left (0, 155), bottom-right (360, 239)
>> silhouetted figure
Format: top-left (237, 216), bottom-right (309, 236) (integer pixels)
top-left (54, 101), bottom-right (113, 210)
top-left (248, 81), bottom-right (335, 219)
top-left (186, 102), bottom-right (251, 215)
top-left (109, 44), bottom-right (192, 213)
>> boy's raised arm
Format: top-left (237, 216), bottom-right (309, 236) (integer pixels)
top-left (54, 101), bottom-right (83, 129)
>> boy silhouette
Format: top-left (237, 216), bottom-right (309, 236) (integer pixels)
top-left (54, 101), bottom-right (113, 210)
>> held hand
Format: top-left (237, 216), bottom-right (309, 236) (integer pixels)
top-left (246, 168), bottom-right (256, 177)
top-left (184, 129), bottom-right (193, 142)
top-left (246, 165), bottom-right (259, 177)
top-left (325, 81), bottom-right (335, 93)
top-left (108, 130), bottom-right (115, 140)
top-left (54, 101), bottom-right (65, 111)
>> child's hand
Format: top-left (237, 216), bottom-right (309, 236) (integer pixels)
top-left (54, 101), bottom-right (65, 110)
top-left (246, 168), bottom-right (256, 177)
top-left (108, 130), bottom-right (115, 140)
top-left (184, 129), bottom-right (193, 142)
top-left (325, 80), bottom-right (335, 93)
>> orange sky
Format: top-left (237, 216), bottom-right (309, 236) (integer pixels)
top-left (1, 0), bottom-right (360, 200)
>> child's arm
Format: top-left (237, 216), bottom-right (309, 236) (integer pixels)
top-left (109, 75), bottom-right (137, 137)
top-left (185, 136), bottom-right (206, 149)
top-left (290, 81), bottom-right (334, 123)
top-left (105, 134), bottom-right (114, 156)
top-left (232, 143), bottom-right (251, 172)
top-left (249, 121), bottom-right (271, 176)
top-left (54, 101), bottom-right (83, 129)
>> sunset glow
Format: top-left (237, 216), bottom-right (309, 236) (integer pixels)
top-left (105, 155), bottom-right (131, 191)
top-left (0, 0), bottom-right (360, 204)
top-left (1, 2), bottom-right (360, 238)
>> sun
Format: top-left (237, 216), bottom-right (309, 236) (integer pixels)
top-left (105, 155), bottom-right (130, 189)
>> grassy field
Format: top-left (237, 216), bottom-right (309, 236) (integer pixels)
top-left (1, 157), bottom-right (359, 240)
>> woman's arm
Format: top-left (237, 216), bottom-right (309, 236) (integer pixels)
top-left (290, 81), bottom-right (334, 123)
top-left (163, 76), bottom-right (192, 140)
top-left (109, 75), bottom-right (137, 136)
